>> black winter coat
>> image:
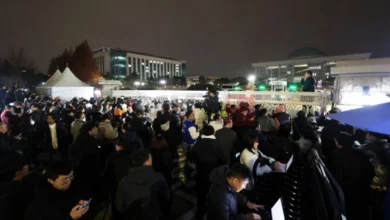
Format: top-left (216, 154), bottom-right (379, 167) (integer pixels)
top-left (207, 166), bottom-right (245, 220)
top-left (115, 166), bottom-right (170, 215)
top-left (38, 123), bottom-right (69, 155)
top-left (301, 77), bottom-right (315, 92)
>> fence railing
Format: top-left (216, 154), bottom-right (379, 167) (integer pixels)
top-left (113, 90), bottom-right (329, 115)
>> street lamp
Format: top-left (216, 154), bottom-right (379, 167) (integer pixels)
top-left (141, 82), bottom-right (145, 86)
top-left (160, 80), bottom-right (166, 85)
top-left (248, 75), bottom-right (256, 83)
top-left (134, 81), bottom-right (140, 86)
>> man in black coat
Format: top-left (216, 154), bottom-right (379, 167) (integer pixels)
top-left (189, 125), bottom-right (227, 220)
top-left (215, 119), bottom-right (238, 164)
top-left (207, 164), bottom-right (262, 220)
top-left (38, 114), bottom-right (69, 158)
top-left (0, 154), bottom-right (31, 220)
top-left (331, 132), bottom-right (374, 220)
top-left (115, 148), bottom-right (171, 218)
top-left (0, 122), bottom-right (17, 155)
top-left (24, 161), bottom-right (90, 220)
top-left (301, 71), bottom-right (316, 113)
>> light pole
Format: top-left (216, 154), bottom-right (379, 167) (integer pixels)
top-left (247, 75), bottom-right (256, 91)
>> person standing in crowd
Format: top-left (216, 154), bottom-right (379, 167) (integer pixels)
top-left (256, 108), bottom-right (277, 136)
top-left (209, 114), bottom-right (224, 134)
top-left (273, 105), bottom-right (291, 138)
top-left (98, 113), bottom-right (118, 141)
top-left (25, 160), bottom-right (90, 220)
top-left (292, 111), bottom-right (308, 141)
top-left (215, 119), bottom-right (237, 164)
top-left (71, 111), bottom-right (85, 143)
top-left (181, 110), bottom-right (199, 183)
top-left (360, 131), bottom-right (389, 220)
top-left (115, 149), bottom-right (171, 218)
top-left (39, 113), bottom-right (69, 158)
top-left (189, 125), bottom-right (226, 220)
top-left (331, 132), bottom-right (374, 220)
top-left (193, 103), bottom-right (208, 130)
top-left (1, 105), bottom-right (17, 127)
top-left (0, 154), bottom-right (32, 220)
top-left (301, 71), bottom-right (315, 113)
top-left (104, 134), bottom-right (133, 220)
top-left (240, 134), bottom-right (283, 176)
top-left (207, 164), bottom-right (263, 220)
top-left (204, 90), bottom-right (219, 122)
top-left (151, 136), bottom-right (173, 192)
top-left (297, 125), bottom-right (322, 156)
top-left (0, 122), bottom-right (16, 155)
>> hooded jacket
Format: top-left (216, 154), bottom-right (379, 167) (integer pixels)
top-left (207, 166), bottom-right (245, 220)
top-left (115, 166), bottom-right (170, 214)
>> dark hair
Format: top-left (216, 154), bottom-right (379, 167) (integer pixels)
top-left (46, 113), bottom-right (55, 121)
top-left (354, 129), bottom-right (366, 145)
top-left (244, 134), bottom-right (259, 154)
top-left (100, 113), bottom-right (110, 121)
top-left (335, 132), bottom-right (354, 148)
top-left (151, 136), bottom-right (169, 150)
top-left (202, 125), bottom-right (215, 136)
top-left (230, 105), bottom-right (236, 109)
top-left (259, 108), bottom-right (267, 117)
top-left (116, 134), bottom-right (131, 149)
top-left (302, 125), bottom-right (318, 145)
top-left (194, 103), bottom-right (201, 109)
top-left (185, 110), bottom-right (194, 118)
top-left (79, 122), bottom-right (97, 135)
top-left (226, 163), bottom-right (251, 181)
top-left (307, 113), bottom-right (314, 118)
top-left (297, 111), bottom-right (305, 118)
top-left (0, 155), bottom-right (27, 181)
top-left (367, 131), bottom-right (384, 139)
top-left (131, 149), bottom-right (151, 167)
top-left (44, 160), bottom-right (73, 181)
top-left (306, 71), bottom-right (313, 76)
top-left (122, 122), bottom-right (131, 131)
top-left (213, 114), bottom-right (221, 121)
top-left (74, 111), bottom-right (83, 119)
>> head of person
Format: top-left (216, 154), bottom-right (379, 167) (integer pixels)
top-left (0, 122), bottom-right (7, 134)
top-left (74, 111), bottom-right (84, 120)
top-left (127, 105), bottom-right (133, 113)
top-left (31, 103), bottom-right (39, 112)
top-left (100, 113), bottom-right (110, 122)
top-left (213, 114), bottom-right (222, 123)
top-left (297, 111), bottom-right (306, 118)
top-left (185, 110), bottom-right (195, 121)
top-left (44, 160), bottom-right (74, 191)
top-left (173, 104), bottom-right (180, 113)
top-left (254, 104), bottom-right (261, 111)
top-left (131, 149), bottom-right (152, 167)
top-left (121, 122), bottom-right (131, 133)
top-left (240, 106), bottom-right (248, 116)
top-left (335, 132), bottom-right (354, 149)
top-left (209, 90), bottom-right (216, 97)
top-left (366, 131), bottom-right (383, 142)
top-left (244, 134), bottom-right (259, 153)
top-left (0, 155), bottom-right (29, 182)
top-left (275, 105), bottom-right (285, 114)
top-left (305, 71), bottom-right (313, 79)
top-left (194, 103), bottom-right (201, 109)
top-left (202, 125), bottom-right (215, 136)
top-left (80, 122), bottom-right (99, 137)
top-left (136, 111), bottom-right (143, 119)
top-left (162, 103), bottom-right (170, 113)
top-left (259, 108), bottom-right (267, 117)
top-left (226, 163), bottom-right (251, 192)
top-left (46, 114), bottom-right (55, 125)
top-left (224, 119), bottom-right (233, 128)
top-left (230, 105), bottom-right (236, 110)
top-left (116, 134), bottom-right (131, 151)
top-left (5, 105), bottom-right (14, 113)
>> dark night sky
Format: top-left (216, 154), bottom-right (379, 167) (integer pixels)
top-left (1, 0), bottom-right (390, 77)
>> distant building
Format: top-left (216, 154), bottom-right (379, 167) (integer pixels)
top-left (93, 47), bottom-right (186, 81)
top-left (186, 75), bottom-right (220, 87)
top-left (252, 47), bottom-right (371, 84)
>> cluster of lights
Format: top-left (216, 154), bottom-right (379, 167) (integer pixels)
top-left (294, 64), bottom-right (308, 68)
top-left (258, 84), bottom-right (267, 91)
top-left (309, 66), bottom-right (322, 70)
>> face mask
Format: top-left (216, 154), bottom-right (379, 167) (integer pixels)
top-left (30, 120), bottom-right (35, 125)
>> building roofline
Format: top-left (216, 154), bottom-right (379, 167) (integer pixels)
top-left (252, 53), bottom-right (371, 67)
top-left (92, 47), bottom-right (185, 62)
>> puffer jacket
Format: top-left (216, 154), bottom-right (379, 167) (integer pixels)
top-left (98, 121), bottom-right (118, 141)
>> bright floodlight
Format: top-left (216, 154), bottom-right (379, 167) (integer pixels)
top-left (42, 82), bottom-right (45, 85)
top-left (134, 81), bottom-right (140, 86)
top-left (248, 75), bottom-right (256, 82)
top-left (160, 80), bottom-right (166, 85)
top-left (141, 82), bottom-right (145, 86)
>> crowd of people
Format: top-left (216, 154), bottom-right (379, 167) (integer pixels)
top-left (0, 78), bottom-right (389, 220)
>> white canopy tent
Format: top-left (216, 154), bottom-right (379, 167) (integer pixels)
top-left (38, 69), bottom-right (62, 87)
top-left (37, 67), bottom-right (94, 100)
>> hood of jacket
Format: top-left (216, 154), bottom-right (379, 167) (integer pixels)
top-left (126, 166), bottom-right (162, 186)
